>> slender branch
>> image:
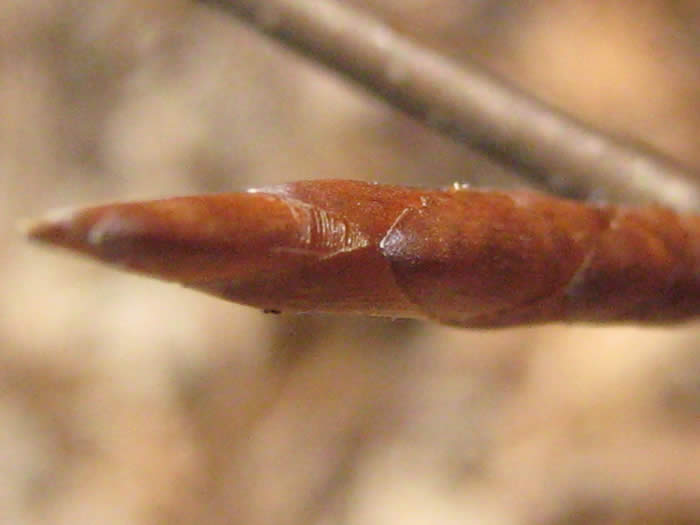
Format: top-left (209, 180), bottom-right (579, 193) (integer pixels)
top-left (198, 0), bottom-right (700, 211)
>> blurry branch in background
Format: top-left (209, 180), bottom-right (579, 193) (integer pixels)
top-left (199, 0), bottom-right (700, 211)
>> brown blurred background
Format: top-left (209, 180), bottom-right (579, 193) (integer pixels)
top-left (1, 1), bottom-right (699, 523)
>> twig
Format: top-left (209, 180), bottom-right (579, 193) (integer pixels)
top-left (25, 180), bottom-right (700, 327)
top-left (198, 0), bottom-right (700, 211)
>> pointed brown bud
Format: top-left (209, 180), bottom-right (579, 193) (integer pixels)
top-left (26, 180), bottom-right (700, 327)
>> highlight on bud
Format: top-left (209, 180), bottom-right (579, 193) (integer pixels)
top-left (24, 180), bottom-right (700, 327)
